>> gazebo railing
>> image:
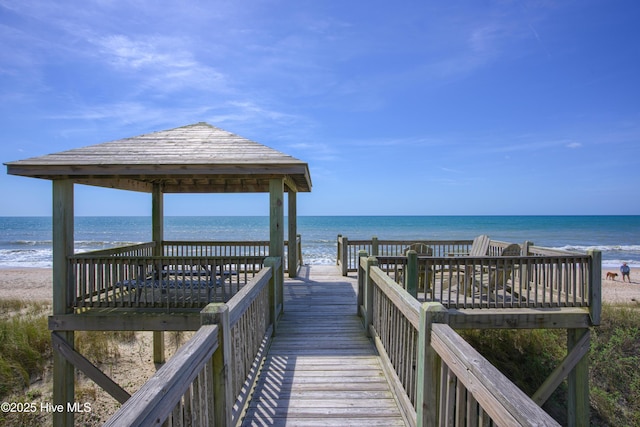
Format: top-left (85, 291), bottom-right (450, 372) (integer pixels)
top-left (75, 242), bottom-right (157, 258)
top-left (162, 239), bottom-right (301, 271)
top-left (162, 240), bottom-right (270, 257)
top-left (77, 238), bottom-right (301, 272)
top-left (69, 254), bottom-right (266, 309)
top-left (69, 239), bottom-right (302, 309)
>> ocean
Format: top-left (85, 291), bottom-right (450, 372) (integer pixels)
top-left (0, 216), bottom-right (639, 269)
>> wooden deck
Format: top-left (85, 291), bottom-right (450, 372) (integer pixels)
top-left (241, 265), bottom-right (407, 426)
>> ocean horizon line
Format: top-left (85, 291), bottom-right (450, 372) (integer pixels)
top-left (2, 215), bottom-right (639, 269)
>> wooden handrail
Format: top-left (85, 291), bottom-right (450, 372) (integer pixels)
top-left (430, 323), bottom-right (560, 426)
top-left (103, 323), bottom-right (220, 426)
top-left (360, 258), bottom-right (563, 426)
top-left (69, 242), bottom-right (156, 258)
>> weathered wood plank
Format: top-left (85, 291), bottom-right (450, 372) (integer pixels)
top-left (249, 390), bottom-right (395, 400)
top-left (447, 307), bottom-right (592, 329)
top-left (248, 401), bottom-right (402, 414)
top-left (49, 312), bottom-right (202, 331)
top-left (252, 381), bottom-right (393, 392)
top-left (257, 374), bottom-right (387, 384)
top-left (261, 357), bottom-right (381, 369)
top-left (240, 265), bottom-right (407, 427)
top-left (245, 406), bottom-right (403, 417)
top-left (242, 418), bottom-right (406, 427)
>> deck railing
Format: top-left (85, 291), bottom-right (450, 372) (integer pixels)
top-left (348, 237), bottom-right (599, 312)
top-left (359, 256), bottom-right (560, 427)
top-left (104, 257), bottom-right (281, 426)
top-left (69, 239), bottom-right (300, 310)
top-left (376, 253), bottom-right (594, 309)
top-left (338, 235), bottom-right (475, 275)
top-left (338, 236), bottom-right (565, 275)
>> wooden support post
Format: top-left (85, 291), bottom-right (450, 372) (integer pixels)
top-left (52, 180), bottom-right (75, 427)
top-left (287, 190), bottom-right (298, 278)
top-left (357, 250), bottom-right (368, 315)
top-left (152, 184), bottom-right (165, 364)
top-left (265, 257), bottom-right (280, 335)
top-left (341, 236), bottom-right (349, 276)
top-left (372, 236), bottom-right (379, 256)
top-left (152, 183), bottom-right (164, 251)
top-left (152, 333), bottom-right (165, 364)
top-left (269, 178), bottom-right (284, 293)
top-left (363, 256), bottom-right (378, 336)
top-left (588, 249), bottom-right (602, 325)
top-left (416, 302), bottom-right (448, 427)
top-left (201, 304), bottom-right (232, 427)
top-left (567, 328), bottom-right (590, 427)
top-left (406, 250), bottom-right (418, 298)
top-left (277, 257), bottom-right (284, 316)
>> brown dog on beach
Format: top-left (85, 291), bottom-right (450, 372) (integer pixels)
top-left (606, 272), bottom-right (618, 280)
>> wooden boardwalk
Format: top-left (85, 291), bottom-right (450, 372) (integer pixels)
top-left (241, 265), bottom-right (407, 427)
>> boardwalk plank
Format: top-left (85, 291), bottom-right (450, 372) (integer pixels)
top-left (240, 265), bottom-right (407, 427)
top-left (247, 390), bottom-right (395, 400)
top-left (251, 382), bottom-right (393, 393)
top-left (242, 418), bottom-right (406, 427)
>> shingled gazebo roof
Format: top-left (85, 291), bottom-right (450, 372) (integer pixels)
top-left (5, 122), bottom-right (312, 193)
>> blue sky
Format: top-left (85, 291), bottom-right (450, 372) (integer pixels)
top-left (1, 0), bottom-right (639, 216)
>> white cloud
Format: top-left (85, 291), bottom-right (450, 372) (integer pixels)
top-left (93, 34), bottom-right (227, 94)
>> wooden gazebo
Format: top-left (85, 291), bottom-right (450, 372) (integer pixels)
top-left (5, 122), bottom-right (311, 426)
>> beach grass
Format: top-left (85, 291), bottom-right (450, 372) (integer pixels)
top-left (0, 299), bottom-right (51, 400)
top-left (74, 330), bottom-right (137, 365)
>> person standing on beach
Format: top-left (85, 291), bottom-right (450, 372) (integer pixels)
top-left (620, 262), bottom-right (631, 283)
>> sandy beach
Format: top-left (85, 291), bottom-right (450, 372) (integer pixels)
top-left (1, 265), bottom-right (638, 304)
